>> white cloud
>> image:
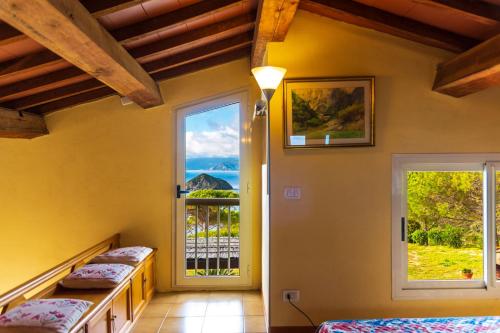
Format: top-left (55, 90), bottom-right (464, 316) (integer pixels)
top-left (186, 126), bottom-right (239, 157)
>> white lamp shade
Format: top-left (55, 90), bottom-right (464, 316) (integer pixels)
top-left (251, 66), bottom-right (287, 91)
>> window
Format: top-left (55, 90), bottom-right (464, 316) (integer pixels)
top-left (392, 154), bottom-right (500, 299)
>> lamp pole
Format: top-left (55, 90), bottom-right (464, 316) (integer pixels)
top-left (251, 66), bottom-right (286, 331)
top-left (251, 66), bottom-right (286, 195)
top-left (264, 93), bottom-right (272, 195)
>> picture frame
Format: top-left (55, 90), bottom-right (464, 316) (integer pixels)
top-left (283, 76), bottom-right (375, 149)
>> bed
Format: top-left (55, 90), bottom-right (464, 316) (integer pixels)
top-left (317, 316), bottom-right (500, 332)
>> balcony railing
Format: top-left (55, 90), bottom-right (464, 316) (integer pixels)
top-left (185, 198), bottom-right (240, 276)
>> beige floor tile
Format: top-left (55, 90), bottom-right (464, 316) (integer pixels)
top-left (168, 302), bottom-right (208, 317)
top-left (176, 292), bottom-right (210, 303)
top-left (206, 300), bottom-right (244, 317)
top-left (142, 303), bottom-right (172, 318)
top-left (244, 316), bottom-right (266, 333)
top-left (136, 290), bottom-right (264, 333)
top-left (242, 292), bottom-right (262, 303)
top-left (202, 316), bottom-right (244, 333)
top-left (132, 317), bottom-right (165, 333)
top-left (151, 293), bottom-right (179, 304)
top-left (243, 302), bottom-right (264, 316)
top-left (160, 317), bottom-right (204, 333)
top-left (208, 291), bottom-right (243, 301)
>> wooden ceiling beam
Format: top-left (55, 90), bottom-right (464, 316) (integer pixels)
top-left (299, 0), bottom-right (479, 53)
top-left (130, 14), bottom-right (255, 60)
top-left (80, 0), bottom-right (143, 17)
top-left (0, 3), bottom-right (253, 83)
top-left (24, 47), bottom-right (250, 114)
top-left (111, 0), bottom-right (242, 44)
top-left (420, 0), bottom-right (500, 23)
top-left (24, 87), bottom-right (116, 115)
top-left (152, 47), bottom-right (250, 82)
top-left (3, 32), bottom-right (254, 110)
top-left (433, 34), bottom-right (500, 97)
top-left (0, 18), bottom-right (255, 102)
top-left (0, 0), bottom-right (142, 46)
top-left (0, 23), bottom-right (23, 46)
top-left (153, 47), bottom-right (250, 81)
top-left (143, 32), bottom-right (254, 74)
top-left (0, 0), bottom-right (162, 109)
top-left (0, 107), bottom-right (48, 139)
top-left (3, 79), bottom-right (104, 110)
top-left (0, 68), bottom-right (88, 102)
top-left (0, 52), bottom-right (64, 83)
top-left (251, 0), bottom-right (300, 67)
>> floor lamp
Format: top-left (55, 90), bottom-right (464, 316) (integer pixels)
top-left (251, 66), bottom-right (287, 195)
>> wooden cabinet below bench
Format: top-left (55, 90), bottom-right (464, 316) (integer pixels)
top-left (113, 283), bottom-right (132, 333)
top-left (86, 274), bottom-right (134, 333)
top-left (86, 253), bottom-right (155, 333)
top-left (144, 256), bottom-right (155, 302)
top-left (131, 264), bottom-right (146, 319)
top-left (86, 302), bottom-right (112, 333)
top-left (130, 254), bottom-right (155, 320)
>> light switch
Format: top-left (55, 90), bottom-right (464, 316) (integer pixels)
top-left (284, 187), bottom-right (301, 200)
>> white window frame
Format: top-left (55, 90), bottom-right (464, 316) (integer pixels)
top-left (392, 153), bottom-right (500, 300)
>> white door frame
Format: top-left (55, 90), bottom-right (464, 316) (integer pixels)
top-left (173, 90), bottom-right (252, 288)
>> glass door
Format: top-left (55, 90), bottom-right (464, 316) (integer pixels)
top-left (174, 92), bottom-right (251, 287)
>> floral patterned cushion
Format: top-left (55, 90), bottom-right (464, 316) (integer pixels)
top-left (0, 299), bottom-right (92, 333)
top-left (60, 264), bottom-right (133, 289)
top-left (90, 246), bottom-right (152, 266)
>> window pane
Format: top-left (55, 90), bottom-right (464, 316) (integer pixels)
top-left (407, 171), bottom-right (483, 281)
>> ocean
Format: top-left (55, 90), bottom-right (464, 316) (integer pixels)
top-left (185, 170), bottom-right (240, 190)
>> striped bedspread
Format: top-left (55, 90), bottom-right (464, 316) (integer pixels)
top-left (318, 317), bottom-right (500, 332)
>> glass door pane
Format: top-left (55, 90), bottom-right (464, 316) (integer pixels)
top-left (184, 103), bottom-right (241, 278)
top-left (406, 171), bottom-right (484, 281)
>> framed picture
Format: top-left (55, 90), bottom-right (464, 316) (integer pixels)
top-left (283, 77), bottom-right (375, 148)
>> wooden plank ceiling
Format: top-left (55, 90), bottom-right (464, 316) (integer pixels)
top-left (0, 0), bottom-right (258, 117)
top-left (300, 0), bottom-right (500, 96)
top-left (0, 0), bottom-right (498, 124)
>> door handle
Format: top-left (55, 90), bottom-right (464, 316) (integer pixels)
top-left (176, 185), bottom-right (190, 198)
top-left (401, 217), bottom-right (406, 242)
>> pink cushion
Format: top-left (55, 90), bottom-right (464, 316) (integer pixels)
top-left (60, 264), bottom-right (133, 289)
top-left (0, 299), bottom-right (92, 333)
top-left (90, 246), bottom-right (152, 266)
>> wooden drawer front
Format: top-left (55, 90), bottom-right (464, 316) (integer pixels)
top-left (131, 265), bottom-right (146, 318)
top-left (87, 303), bottom-right (112, 333)
top-left (112, 285), bottom-right (132, 333)
top-left (144, 256), bottom-right (155, 301)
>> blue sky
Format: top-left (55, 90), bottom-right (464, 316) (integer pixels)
top-left (185, 103), bottom-right (239, 158)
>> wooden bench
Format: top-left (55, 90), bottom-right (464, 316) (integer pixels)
top-left (0, 234), bottom-right (157, 333)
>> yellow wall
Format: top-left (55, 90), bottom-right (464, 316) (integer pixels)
top-left (267, 11), bottom-right (500, 327)
top-left (3, 8), bottom-right (500, 326)
top-left (0, 58), bottom-right (262, 295)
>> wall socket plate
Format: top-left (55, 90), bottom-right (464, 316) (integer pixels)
top-left (284, 187), bottom-right (301, 200)
top-left (282, 289), bottom-right (300, 302)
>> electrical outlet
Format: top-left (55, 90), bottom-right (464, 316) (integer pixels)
top-left (284, 187), bottom-right (301, 200)
top-left (282, 290), bottom-right (300, 302)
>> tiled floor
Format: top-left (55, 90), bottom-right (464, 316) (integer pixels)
top-left (132, 291), bottom-right (267, 333)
